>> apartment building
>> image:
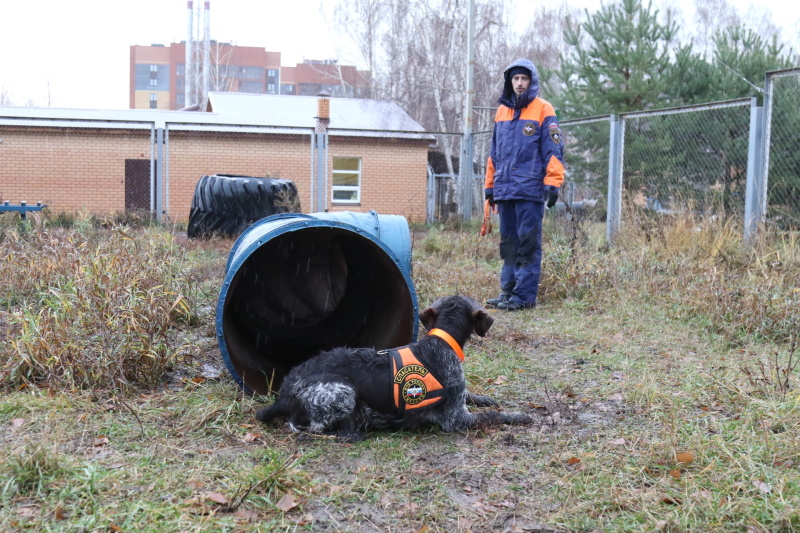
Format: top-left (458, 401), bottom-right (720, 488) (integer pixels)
top-left (130, 42), bottom-right (370, 110)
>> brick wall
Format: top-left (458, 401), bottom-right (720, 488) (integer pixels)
top-left (0, 126), bottom-right (152, 213)
top-left (0, 124), bottom-right (430, 224)
top-left (328, 136), bottom-right (429, 222)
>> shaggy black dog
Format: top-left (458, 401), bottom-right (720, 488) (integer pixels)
top-left (255, 295), bottom-right (532, 441)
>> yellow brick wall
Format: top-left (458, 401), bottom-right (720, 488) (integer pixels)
top-left (0, 127), bottom-right (152, 214)
top-left (0, 126), bottom-right (430, 224)
top-left (327, 137), bottom-right (429, 222)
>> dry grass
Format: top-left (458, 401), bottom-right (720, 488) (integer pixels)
top-left (1, 216), bottom-right (194, 391)
top-left (1, 210), bottom-right (799, 532)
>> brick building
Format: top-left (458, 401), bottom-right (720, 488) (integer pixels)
top-left (130, 42), bottom-right (371, 110)
top-left (0, 93), bottom-right (432, 224)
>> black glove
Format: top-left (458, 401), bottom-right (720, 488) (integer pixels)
top-left (545, 188), bottom-right (559, 208)
top-left (485, 192), bottom-right (494, 206)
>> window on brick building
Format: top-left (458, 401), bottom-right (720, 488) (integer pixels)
top-left (332, 157), bottom-right (361, 204)
top-left (149, 93), bottom-right (158, 109)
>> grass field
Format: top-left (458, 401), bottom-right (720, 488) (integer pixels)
top-left (1, 210), bottom-right (799, 532)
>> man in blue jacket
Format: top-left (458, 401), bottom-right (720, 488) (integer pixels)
top-left (484, 58), bottom-right (565, 311)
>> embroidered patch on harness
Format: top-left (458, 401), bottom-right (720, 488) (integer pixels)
top-left (523, 122), bottom-right (535, 136)
top-left (394, 364), bottom-right (428, 383)
top-left (402, 378), bottom-right (427, 405)
top-left (549, 124), bottom-right (563, 144)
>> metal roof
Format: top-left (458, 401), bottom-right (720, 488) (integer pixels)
top-left (206, 92), bottom-right (426, 132)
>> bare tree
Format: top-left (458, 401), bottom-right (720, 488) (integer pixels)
top-left (209, 42), bottom-right (235, 93)
top-left (0, 86), bottom-right (12, 106)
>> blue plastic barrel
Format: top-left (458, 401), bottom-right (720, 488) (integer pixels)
top-left (217, 211), bottom-right (418, 395)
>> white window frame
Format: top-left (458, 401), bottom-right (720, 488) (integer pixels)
top-left (332, 157), bottom-right (361, 204)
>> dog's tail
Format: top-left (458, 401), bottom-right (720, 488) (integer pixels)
top-left (255, 400), bottom-right (288, 423)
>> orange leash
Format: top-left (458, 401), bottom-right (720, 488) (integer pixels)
top-left (480, 199), bottom-right (498, 236)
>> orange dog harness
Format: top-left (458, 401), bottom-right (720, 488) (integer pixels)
top-left (387, 329), bottom-right (466, 412)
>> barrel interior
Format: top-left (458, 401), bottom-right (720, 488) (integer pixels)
top-left (222, 226), bottom-right (415, 394)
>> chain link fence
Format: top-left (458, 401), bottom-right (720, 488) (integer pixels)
top-left (621, 100), bottom-right (752, 223)
top-left (765, 68), bottom-right (800, 229)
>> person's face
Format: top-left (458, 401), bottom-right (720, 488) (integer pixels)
top-left (512, 73), bottom-right (531, 95)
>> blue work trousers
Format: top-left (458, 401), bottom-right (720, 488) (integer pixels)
top-left (497, 200), bottom-right (545, 307)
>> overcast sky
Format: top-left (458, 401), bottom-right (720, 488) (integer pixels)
top-left (0, 0), bottom-right (797, 110)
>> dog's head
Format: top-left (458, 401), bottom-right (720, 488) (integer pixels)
top-left (418, 295), bottom-right (494, 339)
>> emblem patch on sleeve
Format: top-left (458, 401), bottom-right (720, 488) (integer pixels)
top-left (549, 124), bottom-right (563, 144)
top-left (523, 122), bottom-right (535, 136)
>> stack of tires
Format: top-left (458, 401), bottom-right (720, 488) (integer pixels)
top-left (187, 174), bottom-right (300, 239)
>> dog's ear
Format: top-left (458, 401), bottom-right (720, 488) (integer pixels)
top-left (418, 306), bottom-right (438, 331)
top-left (473, 310), bottom-right (494, 337)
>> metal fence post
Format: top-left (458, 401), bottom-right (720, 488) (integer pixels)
top-left (460, 0), bottom-right (475, 221)
top-left (606, 114), bottom-right (623, 245)
top-left (155, 127), bottom-right (164, 222)
top-left (760, 71), bottom-right (775, 227)
top-left (164, 126), bottom-right (170, 222)
top-left (460, 134), bottom-right (474, 220)
top-left (744, 97), bottom-right (765, 243)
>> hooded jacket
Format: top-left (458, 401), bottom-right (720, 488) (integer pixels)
top-left (484, 58), bottom-right (565, 202)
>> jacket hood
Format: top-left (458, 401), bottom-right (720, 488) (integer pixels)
top-left (498, 58), bottom-right (539, 109)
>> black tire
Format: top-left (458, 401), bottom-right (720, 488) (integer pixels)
top-left (187, 174), bottom-right (300, 239)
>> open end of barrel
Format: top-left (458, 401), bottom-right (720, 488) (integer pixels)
top-left (220, 225), bottom-right (415, 394)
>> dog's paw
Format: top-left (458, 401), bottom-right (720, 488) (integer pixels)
top-left (335, 430), bottom-right (366, 443)
top-left (466, 393), bottom-right (499, 408)
top-left (506, 413), bottom-right (534, 426)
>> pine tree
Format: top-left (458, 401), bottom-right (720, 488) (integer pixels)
top-left (557, 0), bottom-right (678, 117)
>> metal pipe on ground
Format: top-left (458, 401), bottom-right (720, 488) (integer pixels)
top-left (217, 211), bottom-right (417, 395)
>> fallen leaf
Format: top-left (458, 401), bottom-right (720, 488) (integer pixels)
top-left (191, 376), bottom-right (206, 384)
top-left (493, 375), bottom-right (509, 385)
top-left (234, 508), bottom-right (260, 521)
top-left (752, 480), bottom-right (772, 494)
top-left (186, 479), bottom-right (204, 490)
top-left (295, 513), bottom-right (315, 525)
top-left (661, 496), bottom-right (682, 505)
top-left (54, 505), bottom-right (66, 520)
top-left (676, 452), bottom-right (694, 465)
top-left (611, 372), bottom-right (626, 380)
top-left (608, 438), bottom-right (626, 446)
top-left (93, 436), bottom-right (109, 447)
top-left (567, 457), bottom-right (581, 465)
top-left (608, 393), bottom-right (623, 401)
top-left (11, 418), bottom-right (25, 427)
top-left (242, 432), bottom-right (261, 443)
top-left (669, 469), bottom-right (681, 480)
top-left (276, 492), bottom-right (299, 512)
top-left (380, 493), bottom-right (391, 507)
top-left (205, 492), bottom-right (228, 504)
top-left (109, 525), bottom-right (122, 532)
top-left (17, 507), bottom-right (37, 518)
